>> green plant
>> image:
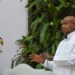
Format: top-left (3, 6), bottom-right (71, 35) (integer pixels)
top-left (11, 0), bottom-right (75, 68)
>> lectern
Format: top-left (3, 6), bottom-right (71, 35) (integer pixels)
top-left (4, 64), bottom-right (57, 75)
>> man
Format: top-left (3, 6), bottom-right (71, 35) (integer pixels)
top-left (30, 16), bottom-right (75, 75)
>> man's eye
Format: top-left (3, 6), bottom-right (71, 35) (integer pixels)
top-left (64, 23), bottom-right (68, 25)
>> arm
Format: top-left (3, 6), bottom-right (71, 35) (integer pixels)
top-left (30, 53), bottom-right (53, 70)
top-left (54, 44), bottom-right (75, 65)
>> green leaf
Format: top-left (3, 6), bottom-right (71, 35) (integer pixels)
top-left (40, 22), bottom-right (49, 44)
top-left (28, 1), bottom-right (36, 10)
top-left (59, 0), bottom-right (67, 7)
top-left (51, 43), bottom-right (56, 55)
top-left (31, 16), bottom-right (44, 32)
top-left (44, 0), bottom-right (47, 2)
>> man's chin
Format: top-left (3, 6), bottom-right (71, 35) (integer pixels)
top-left (62, 31), bottom-right (69, 36)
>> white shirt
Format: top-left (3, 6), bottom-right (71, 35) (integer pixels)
top-left (43, 31), bottom-right (75, 75)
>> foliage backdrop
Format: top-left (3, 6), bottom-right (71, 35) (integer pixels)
top-left (11, 0), bottom-right (75, 69)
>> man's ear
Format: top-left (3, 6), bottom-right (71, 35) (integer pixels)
top-left (74, 25), bottom-right (75, 29)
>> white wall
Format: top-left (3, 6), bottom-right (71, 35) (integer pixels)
top-left (0, 0), bottom-right (28, 75)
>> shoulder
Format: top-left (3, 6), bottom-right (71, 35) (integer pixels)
top-left (70, 34), bottom-right (75, 43)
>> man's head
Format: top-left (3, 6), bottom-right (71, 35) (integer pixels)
top-left (61, 16), bottom-right (75, 35)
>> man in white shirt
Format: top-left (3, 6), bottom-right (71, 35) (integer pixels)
top-left (30, 16), bottom-right (75, 75)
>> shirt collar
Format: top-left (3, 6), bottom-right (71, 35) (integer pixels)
top-left (67, 31), bottom-right (75, 39)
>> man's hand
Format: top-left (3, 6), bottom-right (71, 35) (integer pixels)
top-left (30, 54), bottom-right (45, 63)
top-left (40, 53), bottom-right (53, 61)
top-left (30, 53), bottom-right (53, 63)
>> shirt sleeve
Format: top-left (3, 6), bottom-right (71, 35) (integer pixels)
top-left (54, 44), bottom-right (75, 65)
top-left (42, 60), bottom-right (53, 70)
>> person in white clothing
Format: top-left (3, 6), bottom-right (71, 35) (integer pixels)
top-left (30, 16), bottom-right (75, 75)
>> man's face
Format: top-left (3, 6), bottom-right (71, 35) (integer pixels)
top-left (61, 21), bottom-right (75, 35)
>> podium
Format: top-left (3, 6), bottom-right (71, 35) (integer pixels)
top-left (4, 64), bottom-right (56, 75)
